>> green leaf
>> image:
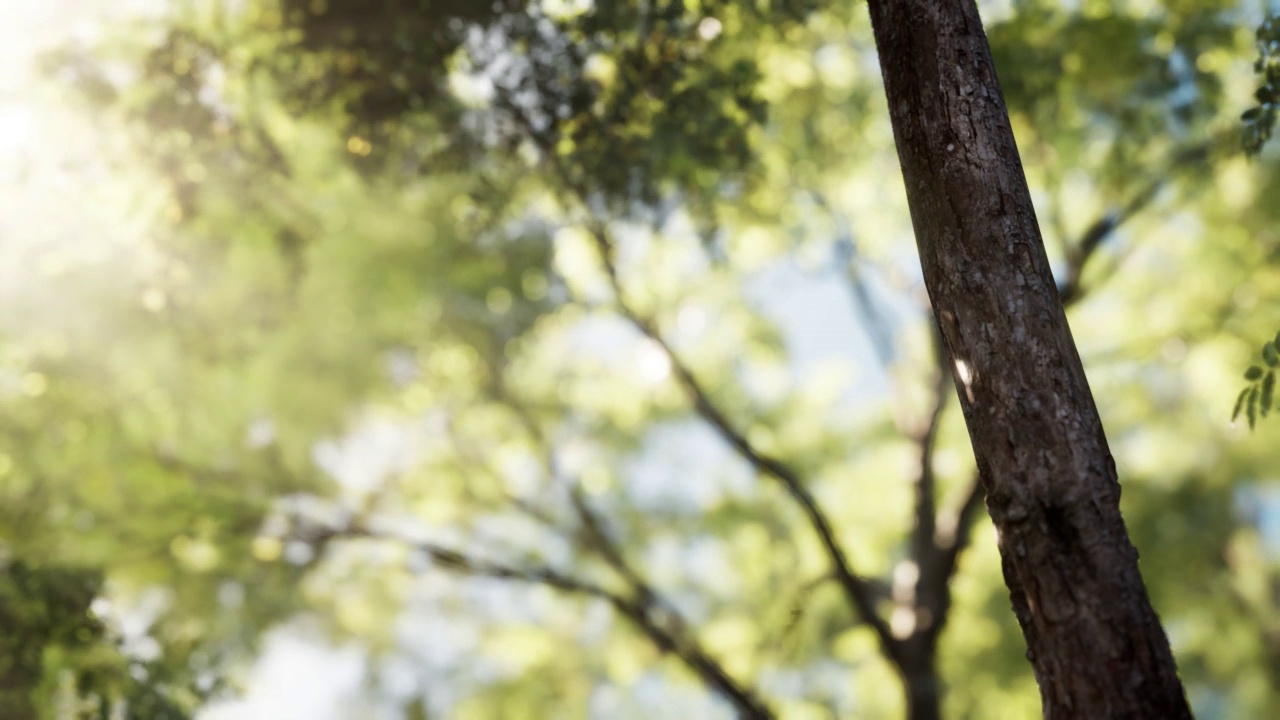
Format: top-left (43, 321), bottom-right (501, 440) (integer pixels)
top-left (1248, 385), bottom-right (1261, 428)
top-left (1243, 106), bottom-right (1262, 121)
top-left (1265, 342), bottom-right (1280, 367)
top-left (1245, 365), bottom-right (1266, 380)
top-left (1263, 372), bottom-right (1277, 418)
top-left (1233, 386), bottom-right (1251, 422)
top-left (1274, 330), bottom-right (1280, 349)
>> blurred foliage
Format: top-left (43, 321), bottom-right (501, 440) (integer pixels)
top-left (0, 562), bottom-right (194, 719)
top-left (4, 0), bottom-right (1280, 718)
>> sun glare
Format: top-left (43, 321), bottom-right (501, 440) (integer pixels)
top-left (0, 1), bottom-right (169, 335)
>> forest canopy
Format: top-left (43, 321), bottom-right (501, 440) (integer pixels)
top-left (3, 1), bottom-right (1280, 718)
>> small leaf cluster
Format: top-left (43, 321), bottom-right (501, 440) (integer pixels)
top-left (1233, 331), bottom-right (1280, 428)
top-left (1243, 14), bottom-right (1280, 154)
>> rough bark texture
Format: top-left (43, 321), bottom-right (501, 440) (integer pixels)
top-left (864, 1), bottom-right (1193, 717)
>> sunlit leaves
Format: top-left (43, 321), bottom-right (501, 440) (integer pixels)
top-left (12, 0), bottom-right (1280, 717)
top-left (988, 4), bottom-right (1233, 193)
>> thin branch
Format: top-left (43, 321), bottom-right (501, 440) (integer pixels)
top-left (894, 319), bottom-right (964, 653)
top-left (565, 485), bottom-right (778, 713)
top-left (586, 227), bottom-right (900, 660)
top-left (323, 522), bottom-right (776, 719)
top-left (481, 393), bottom-right (775, 717)
top-left (569, 199), bottom-right (904, 655)
top-left (920, 471), bottom-right (986, 645)
top-left (812, 191), bottom-right (897, 369)
top-left (442, 415), bottom-right (564, 529)
top-left (505, 110), bottom-right (901, 660)
top-left (1058, 140), bottom-right (1213, 304)
top-left (501, 121), bottom-right (901, 655)
top-left (496, 393), bottom-right (655, 594)
top-left (778, 571), bottom-right (893, 645)
top-left (567, 488), bottom-right (654, 601)
top-left (909, 325), bottom-right (949, 574)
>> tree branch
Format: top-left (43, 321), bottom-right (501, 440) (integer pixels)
top-left (920, 471), bottom-right (986, 644)
top-left (812, 191), bottom-right (897, 369)
top-left (1058, 140), bottom-right (1213, 304)
top-left (319, 521), bottom-right (776, 719)
top-left (506, 116), bottom-right (901, 660)
top-left (901, 324), bottom-right (953, 648)
top-left (584, 217), bottom-right (902, 655)
top-left (909, 326), bottom-right (949, 577)
top-left (470, 395), bottom-right (775, 717)
top-left (566, 486), bottom-right (778, 716)
top-left (584, 220), bottom-right (900, 660)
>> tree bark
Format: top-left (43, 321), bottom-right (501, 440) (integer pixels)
top-left (864, 1), bottom-right (1192, 717)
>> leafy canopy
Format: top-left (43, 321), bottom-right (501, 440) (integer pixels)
top-left (4, 1), bottom-right (1280, 718)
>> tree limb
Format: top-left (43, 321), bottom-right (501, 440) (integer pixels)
top-left (505, 112), bottom-right (902, 660)
top-left (812, 190), bottom-right (897, 369)
top-left (465, 394), bottom-right (777, 717)
top-left (579, 214), bottom-right (901, 661)
top-left (319, 521), bottom-right (776, 719)
top-left (1058, 140), bottom-right (1214, 304)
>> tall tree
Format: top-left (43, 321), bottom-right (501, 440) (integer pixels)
top-left (13, 1), bottom-right (1280, 718)
top-left (867, 1), bottom-right (1191, 717)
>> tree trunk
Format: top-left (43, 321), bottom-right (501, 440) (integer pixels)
top-left (898, 636), bottom-right (943, 720)
top-left (864, 1), bottom-right (1192, 717)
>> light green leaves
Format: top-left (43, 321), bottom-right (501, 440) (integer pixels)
top-left (1233, 332), bottom-right (1280, 428)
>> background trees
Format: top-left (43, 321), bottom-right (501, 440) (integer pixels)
top-left (3, 1), bottom-right (1280, 718)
